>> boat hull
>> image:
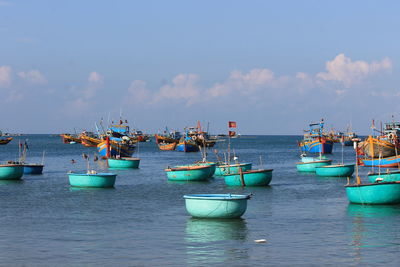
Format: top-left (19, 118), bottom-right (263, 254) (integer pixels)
top-left (315, 164), bottom-right (355, 177)
top-left (165, 165), bottom-right (211, 181)
top-left (214, 163), bottom-right (252, 176)
top-left (81, 136), bottom-right (102, 147)
top-left (183, 194), bottom-right (250, 219)
top-left (176, 141), bottom-right (199, 152)
top-left (345, 182), bottom-right (400, 204)
top-left (23, 164), bottom-right (44, 174)
top-left (68, 173), bottom-right (116, 188)
top-left (0, 164), bottom-right (24, 180)
top-left (97, 141), bottom-right (135, 158)
top-left (300, 140), bottom-right (333, 154)
top-left (361, 155), bottom-right (400, 168)
top-left (158, 142), bottom-right (177, 151)
top-left (107, 157), bottom-right (140, 168)
top-left (368, 170), bottom-right (400, 183)
top-left (296, 160), bottom-right (332, 172)
top-left (223, 169), bottom-right (273, 186)
top-left (0, 137), bottom-right (13, 145)
top-left (359, 137), bottom-right (397, 158)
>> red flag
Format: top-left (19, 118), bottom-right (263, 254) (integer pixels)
top-left (228, 121), bottom-right (237, 128)
top-left (229, 131), bottom-right (236, 137)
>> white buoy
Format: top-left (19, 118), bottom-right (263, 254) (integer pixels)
top-left (254, 239), bottom-right (267, 243)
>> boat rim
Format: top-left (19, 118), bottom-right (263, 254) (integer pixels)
top-left (0, 164), bottom-right (24, 167)
top-left (345, 181), bottom-right (400, 188)
top-left (68, 172), bottom-right (117, 176)
top-left (368, 169), bottom-right (400, 176)
top-left (222, 169), bottom-right (273, 176)
top-left (296, 159), bottom-right (332, 165)
top-left (183, 194), bottom-right (251, 200)
top-left (315, 164), bottom-right (355, 169)
top-left (217, 163), bottom-right (252, 168)
top-left (165, 165), bottom-right (212, 172)
top-left (108, 157), bottom-right (140, 161)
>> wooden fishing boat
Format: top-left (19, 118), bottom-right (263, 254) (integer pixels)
top-left (296, 159), bottom-right (332, 172)
top-left (176, 139), bottom-right (199, 152)
top-left (81, 135), bottom-right (103, 147)
top-left (368, 169), bottom-right (400, 183)
top-left (358, 136), bottom-right (397, 158)
top-left (0, 164), bottom-right (24, 180)
top-left (97, 139), bottom-right (135, 158)
top-left (68, 172), bottom-right (117, 188)
top-left (360, 155), bottom-right (400, 168)
top-left (23, 164), bottom-right (44, 175)
top-left (299, 120), bottom-right (334, 154)
top-left (60, 134), bottom-right (82, 144)
top-left (223, 169), bottom-right (273, 186)
top-left (315, 164), bottom-right (355, 177)
top-left (183, 194), bottom-right (251, 219)
top-left (214, 162), bottom-right (252, 176)
top-left (107, 157), bottom-right (140, 169)
top-left (165, 165), bottom-right (212, 181)
top-left (345, 182), bottom-right (400, 205)
top-left (0, 137), bottom-right (13, 145)
top-left (158, 142), bottom-right (177, 151)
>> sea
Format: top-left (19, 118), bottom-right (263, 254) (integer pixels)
top-left (1, 135), bottom-right (400, 266)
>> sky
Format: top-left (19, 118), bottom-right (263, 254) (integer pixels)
top-left (1, 0), bottom-right (400, 135)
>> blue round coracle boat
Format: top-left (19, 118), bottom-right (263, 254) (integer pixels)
top-left (23, 164), bottom-right (44, 175)
top-left (223, 169), bottom-right (273, 186)
top-left (368, 170), bottom-right (400, 183)
top-left (107, 157), bottom-right (140, 169)
top-left (214, 163), bottom-right (252, 176)
top-left (315, 164), bottom-right (355, 177)
top-left (296, 159), bottom-right (332, 172)
top-left (345, 181), bottom-right (400, 205)
top-left (68, 172), bottom-right (117, 188)
top-left (165, 165), bottom-right (212, 181)
top-left (0, 164), bottom-right (24, 180)
top-left (183, 194), bottom-right (251, 219)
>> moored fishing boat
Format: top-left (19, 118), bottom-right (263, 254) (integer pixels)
top-left (68, 171), bottom-right (117, 188)
top-left (60, 133), bottom-right (81, 144)
top-left (223, 169), bottom-right (273, 186)
top-left (0, 137), bottom-right (13, 145)
top-left (97, 138), bottom-right (135, 158)
top-left (80, 132), bottom-right (103, 147)
top-left (158, 142), bottom-right (177, 151)
top-left (107, 157), bottom-right (140, 169)
top-left (165, 165), bottom-right (212, 181)
top-left (315, 164), bottom-right (355, 177)
top-left (345, 182), bottom-right (400, 205)
top-left (298, 119), bottom-right (334, 154)
top-left (214, 162), bottom-right (252, 176)
top-left (368, 169), bottom-right (400, 183)
top-left (360, 155), bottom-right (400, 168)
top-left (23, 163), bottom-right (44, 175)
top-left (183, 194), bottom-right (251, 219)
top-left (296, 159), bottom-right (332, 172)
top-left (176, 138), bottom-right (199, 152)
top-left (0, 163), bottom-right (24, 180)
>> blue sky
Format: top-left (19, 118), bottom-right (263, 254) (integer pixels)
top-left (1, 0), bottom-right (399, 134)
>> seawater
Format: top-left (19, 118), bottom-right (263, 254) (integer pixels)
top-left (1, 135), bottom-right (400, 266)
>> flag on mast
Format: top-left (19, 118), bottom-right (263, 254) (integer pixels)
top-left (228, 121), bottom-right (237, 128)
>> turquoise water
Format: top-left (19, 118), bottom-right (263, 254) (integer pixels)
top-left (1, 135), bottom-right (400, 266)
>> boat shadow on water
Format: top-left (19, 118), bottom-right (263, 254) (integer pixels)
top-left (0, 180), bottom-right (24, 185)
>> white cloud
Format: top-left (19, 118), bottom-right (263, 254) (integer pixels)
top-left (88, 71), bottom-right (103, 84)
top-left (153, 74), bottom-right (200, 105)
top-left (316, 53), bottom-right (392, 87)
top-left (18, 70), bottom-right (47, 84)
top-left (126, 80), bottom-right (151, 103)
top-left (208, 68), bottom-right (275, 97)
top-left (0, 66), bottom-right (11, 87)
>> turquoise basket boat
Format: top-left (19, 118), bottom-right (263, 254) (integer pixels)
top-left (68, 172), bottom-right (117, 188)
top-left (23, 164), bottom-right (44, 175)
top-left (108, 157), bottom-right (140, 169)
top-left (183, 194), bottom-right (251, 219)
top-left (165, 165), bottom-right (213, 181)
top-left (296, 159), bottom-right (332, 172)
top-left (0, 164), bottom-right (24, 180)
top-left (214, 163), bottom-right (252, 176)
top-left (368, 170), bottom-right (400, 183)
top-left (345, 181), bottom-right (400, 205)
top-left (223, 169), bottom-right (273, 186)
top-left (315, 164), bottom-right (355, 177)
top-left (176, 162), bottom-right (216, 178)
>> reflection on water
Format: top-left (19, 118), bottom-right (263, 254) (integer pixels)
top-left (185, 218), bottom-right (248, 266)
top-left (347, 204), bottom-right (400, 263)
top-left (69, 186), bottom-right (115, 192)
top-left (0, 180), bottom-right (24, 185)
